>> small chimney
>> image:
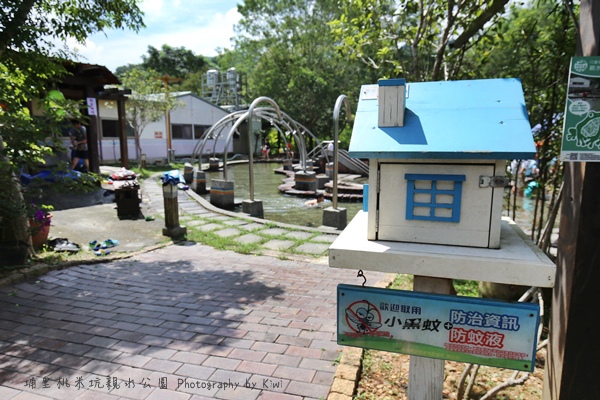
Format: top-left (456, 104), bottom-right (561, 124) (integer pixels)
top-left (378, 78), bottom-right (406, 127)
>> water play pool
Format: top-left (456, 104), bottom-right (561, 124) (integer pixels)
top-left (201, 163), bottom-right (364, 227)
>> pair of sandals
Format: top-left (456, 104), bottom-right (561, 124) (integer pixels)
top-left (48, 238), bottom-right (80, 252)
top-left (90, 239), bottom-right (119, 256)
top-left (89, 239), bottom-right (119, 251)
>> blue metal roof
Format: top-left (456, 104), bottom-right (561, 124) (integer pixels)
top-left (348, 78), bottom-right (536, 160)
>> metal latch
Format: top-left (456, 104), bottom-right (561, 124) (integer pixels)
top-left (479, 175), bottom-right (509, 188)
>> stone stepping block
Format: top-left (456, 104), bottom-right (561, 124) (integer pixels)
top-left (239, 223), bottom-right (264, 231)
top-left (214, 228), bottom-right (241, 238)
top-left (196, 223), bottom-right (223, 232)
top-left (207, 215), bottom-right (233, 222)
top-left (201, 212), bottom-right (226, 219)
top-left (284, 231), bottom-right (314, 240)
top-left (311, 234), bottom-right (338, 243)
top-left (185, 219), bottom-right (206, 227)
top-left (259, 228), bottom-right (289, 237)
top-left (294, 242), bottom-right (331, 255)
top-left (262, 239), bottom-right (295, 250)
top-left (223, 219), bottom-right (251, 226)
top-left (237, 234), bottom-right (264, 245)
top-left (183, 208), bottom-right (212, 216)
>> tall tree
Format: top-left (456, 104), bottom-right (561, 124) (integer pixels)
top-left (141, 45), bottom-right (208, 79)
top-left (233, 0), bottom-right (375, 140)
top-left (463, 1), bottom-right (576, 243)
top-left (329, 0), bottom-right (511, 82)
top-left (120, 67), bottom-right (182, 159)
top-left (116, 45), bottom-right (215, 95)
top-left (0, 0), bottom-right (143, 249)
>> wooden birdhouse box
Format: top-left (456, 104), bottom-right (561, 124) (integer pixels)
top-left (350, 78), bottom-right (536, 249)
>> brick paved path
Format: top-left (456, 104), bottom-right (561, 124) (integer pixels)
top-left (0, 243), bottom-right (385, 399)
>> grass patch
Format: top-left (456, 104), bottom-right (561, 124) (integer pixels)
top-left (185, 225), bottom-right (263, 254)
top-left (389, 274), bottom-right (480, 297)
top-left (453, 279), bottom-right (480, 297)
top-left (390, 274), bottom-right (413, 290)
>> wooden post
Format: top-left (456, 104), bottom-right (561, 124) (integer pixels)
top-left (543, 1), bottom-right (600, 398)
top-left (117, 97), bottom-right (129, 169)
top-left (408, 276), bottom-right (455, 400)
top-left (162, 184), bottom-right (186, 238)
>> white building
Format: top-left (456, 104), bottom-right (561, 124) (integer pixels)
top-left (98, 91), bottom-right (233, 163)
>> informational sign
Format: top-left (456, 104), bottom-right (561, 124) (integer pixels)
top-left (561, 56), bottom-right (600, 161)
top-left (86, 97), bottom-right (98, 116)
top-left (337, 284), bottom-right (539, 372)
top-left (155, 131), bottom-right (163, 139)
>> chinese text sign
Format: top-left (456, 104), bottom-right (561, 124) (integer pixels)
top-left (337, 284), bottom-right (539, 371)
top-left (561, 56), bottom-right (600, 161)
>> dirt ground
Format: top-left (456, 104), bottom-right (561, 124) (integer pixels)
top-left (355, 348), bottom-right (545, 399)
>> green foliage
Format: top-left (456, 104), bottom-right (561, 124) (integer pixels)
top-left (120, 67), bottom-right (183, 159)
top-left (0, 0), bottom-right (144, 246)
top-left (463, 1), bottom-right (576, 243)
top-left (232, 0), bottom-right (375, 140)
top-left (116, 45), bottom-right (217, 96)
top-left (141, 45), bottom-right (209, 79)
top-left (390, 274), bottom-right (413, 290)
top-left (0, 0), bottom-right (143, 57)
top-left (453, 280), bottom-right (480, 297)
top-left (185, 221), bottom-right (263, 254)
top-left (330, 0), bottom-right (511, 82)
top-left (390, 274), bottom-right (479, 297)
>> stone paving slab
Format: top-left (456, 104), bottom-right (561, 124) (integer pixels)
top-left (207, 215), bottom-right (233, 222)
top-left (294, 243), bottom-right (331, 255)
top-left (183, 208), bottom-right (213, 216)
top-left (0, 244), bottom-right (386, 399)
top-left (196, 223), bottom-right (223, 232)
top-left (237, 234), bottom-right (265, 245)
top-left (262, 240), bottom-right (296, 251)
top-left (310, 235), bottom-right (338, 244)
top-left (284, 231), bottom-right (315, 241)
top-left (197, 212), bottom-right (227, 220)
top-left (185, 219), bottom-right (206, 227)
top-left (214, 228), bottom-right (242, 238)
top-left (260, 228), bottom-right (290, 237)
top-left (239, 223), bottom-right (264, 231)
top-left (223, 219), bottom-right (251, 227)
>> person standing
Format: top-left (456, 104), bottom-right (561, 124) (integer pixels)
top-left (69, 120), bottom-right (89, 172)
top-left (265, 140), bottom-right (270, 160)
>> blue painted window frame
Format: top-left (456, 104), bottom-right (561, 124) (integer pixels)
top-left (405, 174), bottom-right (466, 223)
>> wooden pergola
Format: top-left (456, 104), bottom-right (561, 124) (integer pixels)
top-left (57, 62), bottom-right (130, 172)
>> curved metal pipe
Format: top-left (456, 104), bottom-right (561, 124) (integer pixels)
top-left (221, 112), bottom-right (249, 180)
top-left (247, 97), bottom-right (282, 201)
top-left (192, 112), bottom-right (239, 166)
top-left (332, 95), bottom-right (352, 210)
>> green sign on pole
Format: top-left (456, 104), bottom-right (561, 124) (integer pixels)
top-left (337, 284), bottom-right (540, 372)
top-left (561, 56), bottom-right (600, 161)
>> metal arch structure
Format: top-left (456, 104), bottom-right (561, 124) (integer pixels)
top-left (190, 99), bottom-right (329, 182)
top-left (247, 97), bottom-right (283, 201)
top-left (332, 95), bottom-right (352, 210)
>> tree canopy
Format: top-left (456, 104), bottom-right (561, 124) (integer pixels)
top-left (120, 67), bottom-right (182, 159)
top-left (0, 0), bottom-right (144, 247)
top-left (329, 0), bottom-right (511, 81)
top-left (115, 44), bottom-right (217, 95)
top-left (230, 0), bottom-right (376, 141)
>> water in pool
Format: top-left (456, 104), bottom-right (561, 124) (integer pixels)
top-left (202, 163), bottom-right (364, 228)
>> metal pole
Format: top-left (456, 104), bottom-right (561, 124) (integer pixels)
top-left (158, 75), bottom-right (181, 164)
top-left (247, 97), bottom-right (282, 201)
top-left (332, 95), bottom-right (352, 210)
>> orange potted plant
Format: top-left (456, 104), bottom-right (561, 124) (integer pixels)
top-left (28, 204), bottom-right (53, 249)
